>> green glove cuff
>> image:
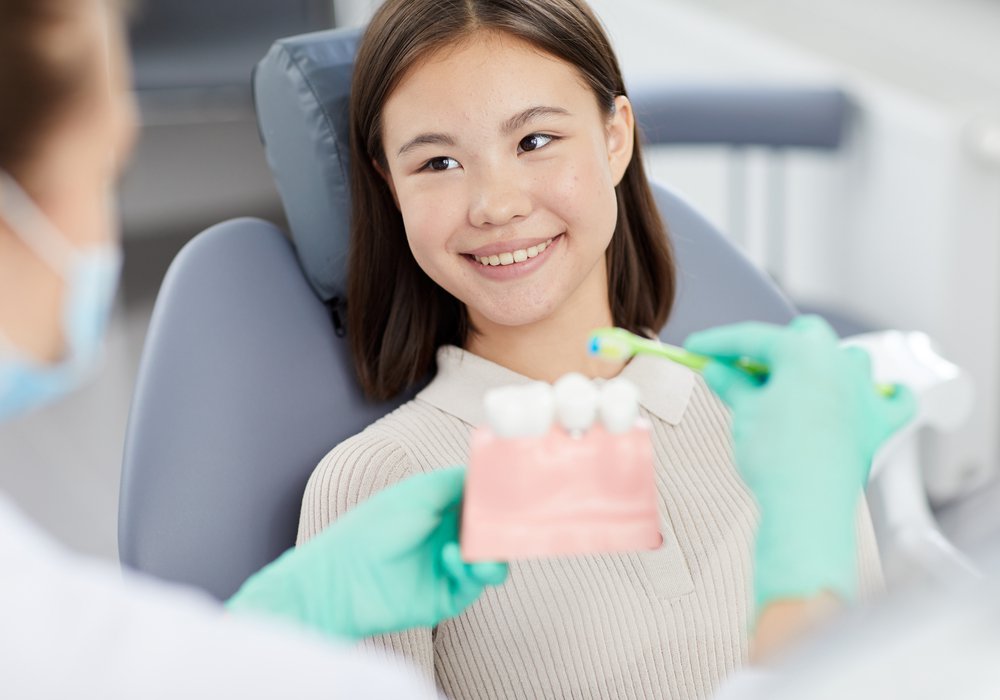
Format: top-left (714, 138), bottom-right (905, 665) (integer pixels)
top-left (225, 544), bottom-right (360, 642)
top-left (752, 504), bottom-right (860, 613)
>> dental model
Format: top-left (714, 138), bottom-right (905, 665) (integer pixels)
top-left (461, 373), bottom-right (662, 561)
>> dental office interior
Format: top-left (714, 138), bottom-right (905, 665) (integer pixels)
top-left (4, 0), bottom-right (1000, 693)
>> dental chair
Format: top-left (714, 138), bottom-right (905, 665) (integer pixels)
top-left (118, 26), bottom-right (973, 601)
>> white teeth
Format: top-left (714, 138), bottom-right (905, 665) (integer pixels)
top-left (599, 378), bottom-right (640, 433)
top-left (472, 238), bottom-right (554, 267)
top-left (553, 373), bottom-right (599, 433)
top-left (486, 374), bottom-right (639, 437)
top-left (484, 382), bottom-right (554, 438)
top-left (521, 382), bottom-right (556, 436)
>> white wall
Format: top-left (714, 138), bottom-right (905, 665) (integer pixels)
top-left (590, 0), bottom-right (1000, 501)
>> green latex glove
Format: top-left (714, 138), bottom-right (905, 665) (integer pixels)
top-left (226, 467), bottom-right (508, 641)
top-left (685, 316), bottom-right (916, 611)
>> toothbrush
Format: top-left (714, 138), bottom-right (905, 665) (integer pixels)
top-left (588, 327), bottom-right (897, 398)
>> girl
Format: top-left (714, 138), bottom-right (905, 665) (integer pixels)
top-left (297, 0), bottom-right (884, 697)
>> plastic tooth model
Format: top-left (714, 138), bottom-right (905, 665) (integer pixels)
top-left (599, 378), bottom-right (641, 434)
top-left (553, 372), bottom-right (600, 433)
top-left (461, 374), bottom-right (662, 561)
top-left (483, 382), bottom-right (555, 438)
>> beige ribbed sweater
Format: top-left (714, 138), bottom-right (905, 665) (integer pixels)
top-left (298, 346), bottom-right (883, 700)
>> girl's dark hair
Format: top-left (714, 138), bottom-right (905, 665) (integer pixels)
top-left (0, 1), bottom-right (100, 180)
top-left (349, 0), bottom-right (676, 400)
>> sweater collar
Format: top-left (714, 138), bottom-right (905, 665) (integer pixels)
top-left (416, 345), bottom-right (694, 428)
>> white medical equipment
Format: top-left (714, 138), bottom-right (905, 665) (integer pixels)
top-left (845, 331), bottom-right (979, 587)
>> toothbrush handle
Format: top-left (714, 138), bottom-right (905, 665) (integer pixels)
top-left (733, 357), bottom-right (769, 378)
top-left (632, 335), bottom-right (898, 398)
top-left (875, 383), bottom-right (898, 398)
top-left (735, 358), bottom-right (897, 397)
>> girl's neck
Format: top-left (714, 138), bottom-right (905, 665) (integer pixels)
top-left (463, 270), bottom-right (626, 383)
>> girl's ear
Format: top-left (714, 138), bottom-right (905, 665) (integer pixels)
top-left (606, 95), bottom-right (635, 187)
top-left (373, 159), bottom-right (401, 209)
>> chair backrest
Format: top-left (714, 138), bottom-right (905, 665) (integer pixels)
top-left (119, 26), bottom-right (796, 600)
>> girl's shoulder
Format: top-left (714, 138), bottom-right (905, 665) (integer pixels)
top-left (307, 397), bottom-right (468, 492)
top-left (298, 397), bottom-right (471, 539)
top-left (300, 425), bottom-right (414, 535)
top-left (311, 399), bottom-right (428, 479)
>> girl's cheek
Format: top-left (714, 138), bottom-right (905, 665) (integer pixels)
top-left (398, 182), bottom-right (439, 221)
top-left (532, 157), bottom-right (577, 196)
top-left (401, 200), bottom-right (458, 255)
top-left (544, 161), bottom-right (604, 209)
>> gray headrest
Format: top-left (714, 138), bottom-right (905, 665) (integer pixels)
top-left (254, 26), bottom-right (362, 303)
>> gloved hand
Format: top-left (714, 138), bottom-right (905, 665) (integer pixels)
top-left (226, 467), bottom-right (508, 641)
top-left (685, 316), bottom-right (916, 611)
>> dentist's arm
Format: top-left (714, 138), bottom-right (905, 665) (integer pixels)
top-left (226, 467), bottom-right (508, 642)
top-left (686, 316), bottom-right (916, 661)
top-left (1, 495), bottom-right (442, 699)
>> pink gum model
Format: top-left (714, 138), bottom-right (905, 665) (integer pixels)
top-left (461, 420), bottom-right (662, 561)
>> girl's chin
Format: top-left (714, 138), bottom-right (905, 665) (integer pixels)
top-left (466, 302), bottom-right (560, 331)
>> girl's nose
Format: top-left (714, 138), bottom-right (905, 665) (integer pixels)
top-left (469, 168), bottom-right (532, 228)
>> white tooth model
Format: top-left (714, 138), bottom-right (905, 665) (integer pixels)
top-left (553, 373), bottom-right (600, 433)
top-left (483, 382), bottom-right (554, 438)
top-left (463, 373), bottom-right (661, 561)
top-left (599, 378), bottom-right (641, 434)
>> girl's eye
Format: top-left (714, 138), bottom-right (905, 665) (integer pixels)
top-left (518, 133), bottom-right (555, 153)
top-left (422, 156), bottom-right (460, 172)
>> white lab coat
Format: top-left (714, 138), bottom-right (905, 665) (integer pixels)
top-left (0, 492), bottom-right (440, 699)
top-left (711, 670), bottom-right (772, 699)
top-left (711, 575), bottom-right (1000, 700)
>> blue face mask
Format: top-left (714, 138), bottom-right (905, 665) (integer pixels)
top-left (0, 170), bottom-right (122, 421)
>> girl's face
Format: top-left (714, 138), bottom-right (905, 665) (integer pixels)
top-left (380, 31), bottom-right (634, 333)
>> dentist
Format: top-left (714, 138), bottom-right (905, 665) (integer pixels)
top-left (0, 1), bottom-right (504, 696)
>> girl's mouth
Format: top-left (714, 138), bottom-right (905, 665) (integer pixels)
top-left (463, 233), bottom-right (564, 279)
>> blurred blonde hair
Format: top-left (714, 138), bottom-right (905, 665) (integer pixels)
top-left (0, 0), bottom-right (129, 179)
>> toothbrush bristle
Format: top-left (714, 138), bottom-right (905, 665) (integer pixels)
top-left (589, 331), bottom-right (632, 361)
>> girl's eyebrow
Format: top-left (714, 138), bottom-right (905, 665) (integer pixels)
top-left (501, 105), bottom-right (571, 135)
top-left (395, 105), bottom-right (571, 159)
top-left (397, 133), bottom-right (455, 158)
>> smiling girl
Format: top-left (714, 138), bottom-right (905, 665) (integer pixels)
top-left (296, 0), bottom-right (884, 697)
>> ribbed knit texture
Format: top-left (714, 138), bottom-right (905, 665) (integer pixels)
top-left (298, 349), bottom-right (883, 700)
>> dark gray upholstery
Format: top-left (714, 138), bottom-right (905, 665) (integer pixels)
top-left (253, 28), bottom-right (362, 303)
top-left (120, 27), bottom-right (798, 600)
top-left (630, 83), bottom-right (851, 150)
top-left (119, 219), bottom-right (414, 600)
